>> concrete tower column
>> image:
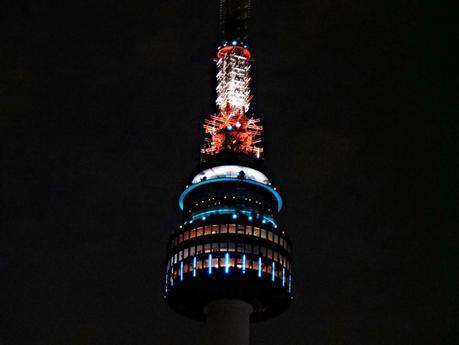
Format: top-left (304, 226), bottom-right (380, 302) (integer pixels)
top-left (204, 299), bottom-right (253, 345)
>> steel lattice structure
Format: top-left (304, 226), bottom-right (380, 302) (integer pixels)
top-left (202, 45), bottom-right (263, 158)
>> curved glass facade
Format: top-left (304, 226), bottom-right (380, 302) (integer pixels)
top-left (192, 165), bottom-right (270, 185)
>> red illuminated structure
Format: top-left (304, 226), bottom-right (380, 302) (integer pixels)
top-left (202, 41), bottom-right (263, 158)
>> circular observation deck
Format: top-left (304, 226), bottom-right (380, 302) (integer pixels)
top-left (165, 165), bottom-right (292, 321)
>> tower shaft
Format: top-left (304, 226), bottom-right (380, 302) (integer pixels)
top-left (205, 299), bottom-right (253, 345)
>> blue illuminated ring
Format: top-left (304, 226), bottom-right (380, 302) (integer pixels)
top-left (179, 177), bottom-right (283, 212)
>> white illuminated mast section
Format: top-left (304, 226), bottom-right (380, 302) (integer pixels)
top-left (216, 45), bottom-right (252, 113)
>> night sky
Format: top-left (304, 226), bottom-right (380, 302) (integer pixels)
top-left (2, 1), bottom-right (456, 345)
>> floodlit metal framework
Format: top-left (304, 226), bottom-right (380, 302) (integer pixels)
top-left (202, 45), bottom-right (263, 158)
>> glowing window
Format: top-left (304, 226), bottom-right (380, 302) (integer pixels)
top-left (230, 258), bottom-right (236, 267)
top-left (197, 260), bottom-right (203, 270)
top-left (173, 254), bottom-right (177, 264)
top-left (212, 258), bottom-right (219, 268)
top-left (228, 242), bottom-right (236, 252)
top-left (190, 229), bottom-right (196, 238)
top-left (273, 234), bottom-right (278, 244)
top-left (190, 246), bottom-right (196, 256)
top-left (267, 249), bottom-right (272, 259)
top-left (237, 258), bottom-right (243, 269)
top-left (212, 225), bottom-right (219, 234)
top-left (212, 243), bottom-right (219, 252)
top-left (267, 231), bottom-right (273, 241)
top-left (184, 248), bottom-right (189, 259)
top-left (237, 224), bottom-right (245, 234)
top-left (197, 227), bottom-right (203, 237)
top-left (220, 224), bottom-right (228, 233)
top-left (253, 227), bottom-right (260, 237)
top-left (196, 245), bottom-right (203, 254)
top-left (220, 242), bottom-right (228, 251)
top-left (205, 226), bottom-right (212, 235)
top-left (253, 258), bottom-right (259, 271)
top-left (179, 251), bottom-right (183, 260)
top-left (229, 224), bottom-right (236, 234)
top-left (204, 243), bottom-right (211, 253)
top-left (261, 229), bottom-right (267, 239)
top-left (184, 231), bottom-right (189, 241)
top-left (245, 226), bottom-right (252, 235)
top-left (178, 234), bottom-right (183, 243)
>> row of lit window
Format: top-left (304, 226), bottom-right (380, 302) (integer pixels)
top-left (171, 224), bottom-right (291, 252)
top-left (166, 253), bottom-right (292, 293)
top-left (167, 242), bottom-right (292, 272)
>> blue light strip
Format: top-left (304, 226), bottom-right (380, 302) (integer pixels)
top-left (193, 257), bottom-right (197, 277)
top-left (179, 177), bottom-right (283, 212)
top-left (225, 253), bottom-right (230, 274)
top-left (258, 257), bottom-right (262, 277)
top-left (180, 262), bottom-right (184, 281)
top-left (288, 274), bottom-right (292, 293)
top-left (208, 254), bottom-right (212, 274)
top-left (272, 262), bottom-right (275, 282)
top-left (171, 267), bottom-right (174, 286)
top-left (191, 208), bottom-right (278, 228)
top-left (282, 268), bottom-right (285, 287)
top-left (242, 254), bottom-right (246, 273)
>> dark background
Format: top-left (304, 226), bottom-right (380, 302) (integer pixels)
top-left (2, 1), bottom-right (456, 344)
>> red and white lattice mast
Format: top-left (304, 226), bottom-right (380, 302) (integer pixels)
top-left (201, 1), bottom-right (263, 159)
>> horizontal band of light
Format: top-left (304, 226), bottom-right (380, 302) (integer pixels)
top-left (166, 254), bottom-right (292, 291)
top-left (192, 165), bottom-right (270, 185)
top-left (191, 208), bottom-right (277, 228)
top-left (179, 177), bottom-right (283, 212)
